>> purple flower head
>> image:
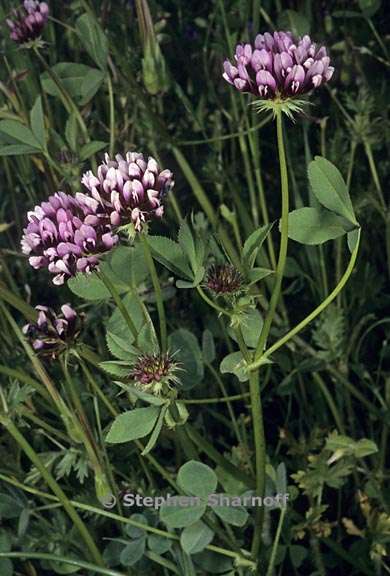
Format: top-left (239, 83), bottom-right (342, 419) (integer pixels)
top-left (81, 152), bottom-right (174, 232)
top-left (6, 1), bottom-right (49, 44)
top-left (23, 303), bottom-right (81, 356)
top-left (21, 192), bottom-right (118, 285)
top-left (222, 31), bottom-right (334, 99)
top-left (130, 352), bottom-right (181, 396)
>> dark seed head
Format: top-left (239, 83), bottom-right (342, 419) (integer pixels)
top-left (206, 264), bottom-right (244, 295)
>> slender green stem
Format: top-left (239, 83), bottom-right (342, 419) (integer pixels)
top-left (0, 419), bottom-right (104, 566)
top-left (366, 17), bottom-right (390, 61)
top-left (141, 234), bottom-right (167, 351)
top-left (97, 269), bottom-right (139, 342)
top-left (107, 74), bottom-right (115, 156)
top-left (255, 111), bottom-right (289, 359)
top-left (313, 373), bottom-right (345, 434)
top-left (265, 506), bottom-right (287, 576)
top-left (249, 231), bottom-right (361, 370)
top-left (364, 141), bottom-right (386, 211)
top-left (178, 115), bottom-right (272, 145)
top-left (249, 369), bottom-right (266, 559)
top-left (171, 146), bottom-right (216, 226)
top-left (207, 363), bottom-right (243, 446)
top-left (182, 392), bottom-right (250, 404)
top-left (196, 285), bottom-right (232, 316)
top-left (0, 553), bottom-right (123, 576)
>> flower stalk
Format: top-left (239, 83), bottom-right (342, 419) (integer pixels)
top-left (140, 233), bottom-right (167, 352)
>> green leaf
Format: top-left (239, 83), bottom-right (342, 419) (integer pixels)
top-left (68, 271), bottom-right (111, 300)
top-left (178, 220), bottom-right (197, 271)
top-left (358, 0), bottom-right (381, 17)
top-left (65, 114), bottom-right (78, 152)
top-left (243, 223), bottom-right (273, 266)
top-left (125, 384), bottom-right (167, 406)
top-left (107, 293), bottom-right (145, 341)
top-left (277, 9), bottom-right (310, 36)
top-left (147, 235), bottom-right (192, 278)
top-left (178, 461), bottom-right (218, 498)
top-left (30, 96), bottom-right (46, 148)
top-left (148, 534), bottom-right (172, 554)
top-left (120, 537), bottom-right (145, 566)
top-left (286, 207), bottom-right (349, 245)
top-left (275, 463), bottom-right (288, 494)
top-left (202, 329), bottom-right (216, 364)
top-left (80, 68), bottom-right (106, 105)
top-left (125, 514), bottom-right (148, 539)
top-left (141, 404), bottom-right (168, 455)
top-left (348, 228), bottom-right (360, 253)
top-left (100, 361), bottom-right (131, 377)
top-left (41, 63), bottom-right (105, 105)
top-left (0, 530), bottom-right (11, 553)
top-left (106, 406), bottom-right (161, 444)
top-left (160, 500), bottom-right (207, 528)
top-left (228, 308), bottom-right (263, 349)
top-left (0, 559), bottom-right (13, 576)
top-left (176, 266), bottom-right (205, 288)
top-left (168, 329), bottom-right (204, 390)
top-left (308, 156), bottom-right (358, 226)
top-left (79, 141), bottom-right (107, 161)
top-left (106, 331), bottom-right (138, 361)
top-left (220, 352), bottom-right (248, 382)
top-left (212, 501), bottom-right (249, 527)
top-left (109, 245), bottom-right (149, 287)
top-left (248, 267), bottom-right (274, 284)
top-left (76, 13), bottom-right (109, 71)
top-left (191, 550), bottom-right (233, 573)
top-left (289, 545), bottom-right (308, 569)
top-left (181, 521), bottom-right (214, 554)
top-left (0, 144), bottom-right (39, 156)
top-left (354, 439), bottom-right (378, 458)
top-left (0, 494), bottom-right (24, 518)
top-left (0, 120), bottom-right (41, 149)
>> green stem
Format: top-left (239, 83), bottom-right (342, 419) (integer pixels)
top-left (255, 111), bottom-right (289, 359)
top-left (97, 269), bottom-right (139, 342)
top-left (107, 74), bottom-right (115, 156)
top-left (196, 285), bottom-right (232, 316)
top-left (366, 17), bottom-right (390, 61)
top-left (249, 369), bottom-right (266, 559)
top-left (0, 419), bottom-right (104, 566)
top-left (141, 234), bottom-right (167, 352)
top-left (0, 553), bottom-right (123, 576)
top-left (265, 506), bottom-right (287, 576)
top-left (182, 392), bottom-right (250, 404)
top-left (249, 230), bottom-right (361, 370)
top-left (207, 363), bottom-right (243, 446)
top-left (364, 140), bottom-right (386, 211)
top-left (313, 372), bottom-right (345, 434)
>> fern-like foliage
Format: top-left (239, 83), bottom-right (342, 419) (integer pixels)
top-left (312, 304), bottom-right (346, 361)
